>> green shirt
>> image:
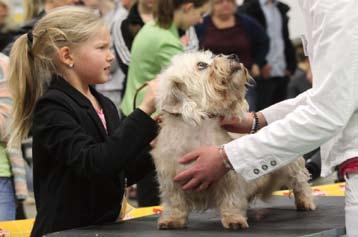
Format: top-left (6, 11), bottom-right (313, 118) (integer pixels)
top-left (120, 21), bottom-right (183, 116)
top-left (0, 143), bottom-right (11, 177)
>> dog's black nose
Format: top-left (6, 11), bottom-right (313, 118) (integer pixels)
top-left (227, 54), bottom-right (240, 62)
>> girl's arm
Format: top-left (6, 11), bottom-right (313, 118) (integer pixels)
top-left (32, 98), bottom-right (158, 177)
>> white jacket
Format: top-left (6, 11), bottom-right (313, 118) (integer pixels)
top-left (224, 0), bottom-right (358, 180)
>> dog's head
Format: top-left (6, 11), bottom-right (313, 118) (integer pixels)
top-left (157, 51), bottom-right (251, 125)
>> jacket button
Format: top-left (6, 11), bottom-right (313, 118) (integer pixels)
top-left (262, 164), bottom-right (268, 170)
top-left (270, 160), bottom-right (277, 166)
top-left (253, 169), bottom-right (260, 174)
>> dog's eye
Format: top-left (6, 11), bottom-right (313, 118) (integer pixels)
top-left (197, 62), bottom-right (209, 71)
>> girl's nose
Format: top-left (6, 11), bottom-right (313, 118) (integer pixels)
top-left (108, 51), bottom-right (115, 62)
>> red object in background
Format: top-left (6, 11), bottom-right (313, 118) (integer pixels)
top-left (339, 157), bottom-right (358, 179)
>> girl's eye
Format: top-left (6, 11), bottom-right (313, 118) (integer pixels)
top-left (97, 45), bottom-right (108, 50)
top-left (197, 62), bottom-right (209, 71)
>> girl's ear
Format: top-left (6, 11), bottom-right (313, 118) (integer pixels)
top-left (57, 46), bottom-right (74, 68)
top-left (182, 2), bottom-right (194, 13)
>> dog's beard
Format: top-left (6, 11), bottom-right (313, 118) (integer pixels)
top-left (199, 63), bottom-right (248, 119)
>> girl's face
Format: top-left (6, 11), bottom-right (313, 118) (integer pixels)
top-left (178, 2), bottom-right (209, 30)
top-left (70, 26), bottom-right (114, 85)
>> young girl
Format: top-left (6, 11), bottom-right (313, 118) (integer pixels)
top-left (8, 6), bottom-right (158, 237)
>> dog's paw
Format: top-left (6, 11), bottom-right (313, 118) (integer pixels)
top-left (221, 215), bottom-right (249, 230)
top-left (295, 196), bottom-right (316, 211)
top-left (157, 217), bottom-right (187, 229)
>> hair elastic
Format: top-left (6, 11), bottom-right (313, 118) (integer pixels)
top-left (27, 32), bottom-right (34, 47)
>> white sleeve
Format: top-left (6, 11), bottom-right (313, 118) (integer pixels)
top-left (224, 1), bottom-right (358, 181)
top-left (260, 89), bottom-right (309, 124)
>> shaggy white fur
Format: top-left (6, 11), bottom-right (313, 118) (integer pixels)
top-left (151, 51), bottom-right (316, 230)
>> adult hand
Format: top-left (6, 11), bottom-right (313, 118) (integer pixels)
top-left (139, 80), bottom-right (157, 115)
top-left (221, 112), bottom-right (267, 134)
top-left (260, 64), bottom-right (272, 80)
top-left (220, 113), bottom-right (252, 133)
top-left (174, 146), bottom-right (230, 192)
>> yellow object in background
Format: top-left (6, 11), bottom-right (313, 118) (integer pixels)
top-left (118, 196), bottom-right (162, 221)
top-left (122, 205), bottom-right (162, 221)
top-left (273, 182), bottom-right (345, 197)
top-left (0, 219), bottom-right (34, 237)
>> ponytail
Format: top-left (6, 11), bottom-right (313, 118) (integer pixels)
top-left (7, 33), bottom-right (50, 149)
top-left (154, 0), bottom-right (176, 29)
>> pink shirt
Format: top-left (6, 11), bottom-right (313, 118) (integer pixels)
top-left (96, 108), bottom-right (107, 133)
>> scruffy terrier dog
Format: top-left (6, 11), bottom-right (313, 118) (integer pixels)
top-left (151, 51), bottom-right (315, 230)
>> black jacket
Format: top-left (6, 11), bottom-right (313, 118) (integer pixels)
top-left (0, 31), bottom-right (12, 52)
top-left (239, 0), bottom-right (297, 74)
top-left (30, 76), bottom-right (158, 237)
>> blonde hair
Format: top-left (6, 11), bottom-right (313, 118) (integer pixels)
top-left (8, 6), bottom-right (105, 148)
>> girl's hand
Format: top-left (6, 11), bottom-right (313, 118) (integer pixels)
top-left (139, 80), bottom-right (158, 115)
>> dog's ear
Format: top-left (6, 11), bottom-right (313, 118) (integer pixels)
top-left (243, 66), bottom-right (254, 84)
top-left (158, 79), bottom-right (185, 114)
top-left (158, 76), bottom-right (206, 125)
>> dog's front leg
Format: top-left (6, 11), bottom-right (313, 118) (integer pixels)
top-left (216, 177), bottom-right (249, 230)
top-left (219, 201), bottom-right (249, 229)
top-left (158, 194), bottom-right (189, 229)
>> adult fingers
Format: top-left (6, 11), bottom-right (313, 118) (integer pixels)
top-left (178, 150), bottom-right (200, 164)
top-left (195, 182), bottom-right (210, 192)
top-left (174, 167), bottom-right (196, 183)
top-left (182, 177), bottom-right (201, 191)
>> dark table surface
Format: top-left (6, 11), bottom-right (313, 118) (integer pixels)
top-left (46, 196), bottom-right (345, 237)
